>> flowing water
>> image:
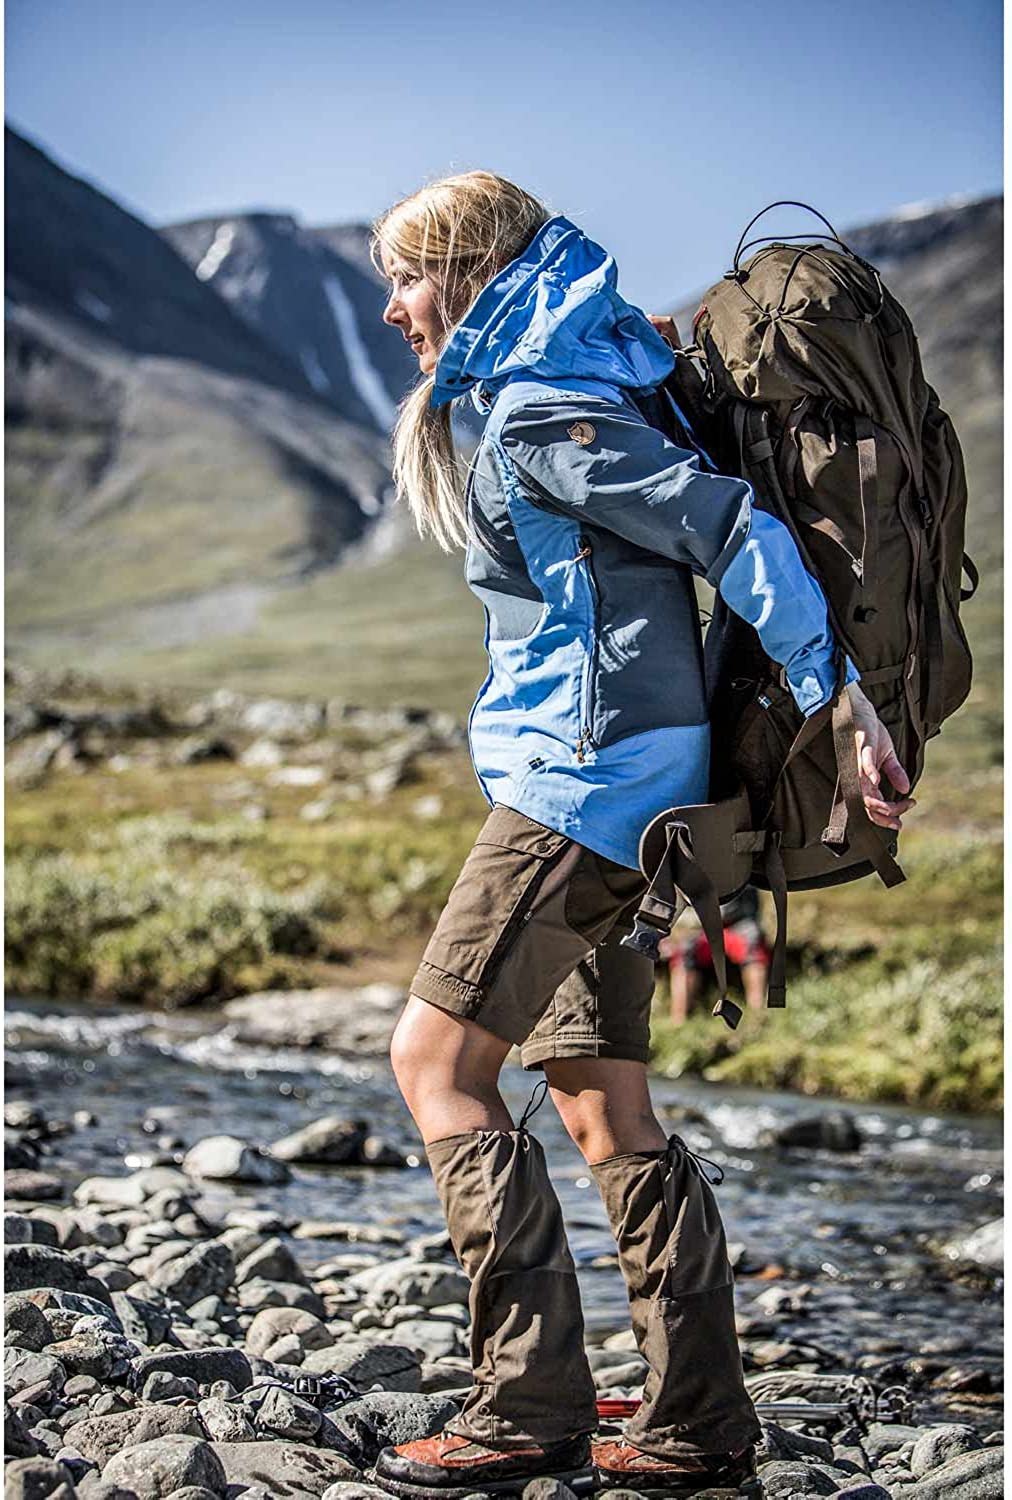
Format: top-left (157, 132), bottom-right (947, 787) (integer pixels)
top-left (5, 998), bottom-right (1003, 1427)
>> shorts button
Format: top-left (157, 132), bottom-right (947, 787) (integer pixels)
top-left (535, 840), bottom-right (553, 853)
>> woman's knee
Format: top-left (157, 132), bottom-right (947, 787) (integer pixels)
top-left (389, 994), bottom-right (507, 1105)
top-left (543, 1057), bottom-right (666, 1160)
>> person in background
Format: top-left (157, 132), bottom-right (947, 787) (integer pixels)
top-left (661, 887), bottom-right (771, 1023)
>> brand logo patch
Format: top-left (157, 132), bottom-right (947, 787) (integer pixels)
top-left (567, 420), bottom-right (596, 446)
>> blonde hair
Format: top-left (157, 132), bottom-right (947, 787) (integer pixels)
top-left (371, 171), bottom-right (550, 551)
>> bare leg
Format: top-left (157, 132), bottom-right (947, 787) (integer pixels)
top-left (389, 994), bottom-right (512, 1143)
top-left (668, 962), bottom-right (701, 1026)
top-left (543, 1056), bottom-right (667, 1162)
top-left (741, 960), bottom-right (768, 1012)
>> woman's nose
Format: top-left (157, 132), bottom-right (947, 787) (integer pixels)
top-left (382, 292), bottom-right (403, 327)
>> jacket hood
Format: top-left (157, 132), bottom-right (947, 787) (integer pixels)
top-left (430, 215), bottom-right (675, 410)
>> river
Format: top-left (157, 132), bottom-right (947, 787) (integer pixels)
top-left (5, 997), bottom-right (1003, 1432)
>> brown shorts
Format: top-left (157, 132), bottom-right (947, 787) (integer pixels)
top-left (410, 803), bottom-right (654, 1070)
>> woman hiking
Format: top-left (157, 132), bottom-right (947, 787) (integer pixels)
top-left (368, 172), bottom-right (912, 1499)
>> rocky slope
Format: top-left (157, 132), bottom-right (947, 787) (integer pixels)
top-left (5, 127), bottom-right (393, 674)
top-left (161, 214), bottom-right (415, 433)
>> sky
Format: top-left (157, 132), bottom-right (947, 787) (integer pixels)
top-left (6, 0), bottom-right (1003, 311)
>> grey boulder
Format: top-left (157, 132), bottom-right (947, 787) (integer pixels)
top-left (211, 1440), bottom-right (360, 1498)
top-left (101, 1435), bottom-right (226, 1498)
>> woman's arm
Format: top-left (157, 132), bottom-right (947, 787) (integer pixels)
top-left (500, 394), bottom-right (913, 828)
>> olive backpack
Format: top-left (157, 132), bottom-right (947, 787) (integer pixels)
top-left (623, 202), bottom-right (977, 1027)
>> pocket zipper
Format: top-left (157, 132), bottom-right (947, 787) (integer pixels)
top-left (576, 535), bottom-right (600, 762)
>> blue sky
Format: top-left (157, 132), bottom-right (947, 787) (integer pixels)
top-left (6, 0), bottom-right (1002, 310)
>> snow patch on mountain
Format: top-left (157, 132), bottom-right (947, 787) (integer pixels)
top-left (323, 271), bottom-right (397, 432)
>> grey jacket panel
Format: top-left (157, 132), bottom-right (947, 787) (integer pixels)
top-left (499, 394), bottom-right (752, 587)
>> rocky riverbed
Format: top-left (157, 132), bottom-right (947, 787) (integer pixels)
top-left (4, 1000), bottom-right (1005, 1499)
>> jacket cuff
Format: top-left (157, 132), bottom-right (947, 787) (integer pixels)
top-left (789, 651), bottom-right (860, 718)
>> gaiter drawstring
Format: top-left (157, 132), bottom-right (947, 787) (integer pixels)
top-left (518, 1078), bottom-right (550, 1132)
top-left (668, 1131), bottom-right (725, 1186)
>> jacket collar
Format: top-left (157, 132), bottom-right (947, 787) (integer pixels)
top-left (430, 215), bottom-right (674, 410)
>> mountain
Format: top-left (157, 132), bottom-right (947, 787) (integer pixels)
top-left (161, 214), bottom-right (415, 433)
top-left (5, 126), bottom-right (394, 674)
top-left (5, 140), bottom-right (1001, 721)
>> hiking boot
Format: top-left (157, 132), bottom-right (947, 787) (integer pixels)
top-left (369, 1430), bottom-right (593, 1499)
top-left (592, 1437), bottom-right (760, 1495)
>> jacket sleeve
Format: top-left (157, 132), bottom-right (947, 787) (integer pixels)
top-left (500, 394), bottom-right (858, 718)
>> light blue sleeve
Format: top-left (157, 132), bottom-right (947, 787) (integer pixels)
top-left (717, 508), bottom-right (860, 717)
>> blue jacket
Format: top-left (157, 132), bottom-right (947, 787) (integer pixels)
top-left (431, 215), bottom-right (857, 870)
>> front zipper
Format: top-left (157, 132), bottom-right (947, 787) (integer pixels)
top-left (575, 534), bottom-right (601, 763)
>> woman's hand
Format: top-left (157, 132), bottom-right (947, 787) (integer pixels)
top-left (647, 314), bottom-right (682, 351)
top-left (846, 682), bottom-right (915, 831)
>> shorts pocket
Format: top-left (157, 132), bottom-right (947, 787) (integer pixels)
top-left (563, 849), bottom-right (647, 946)
top-left (420, 805), bottom-right (571, 994)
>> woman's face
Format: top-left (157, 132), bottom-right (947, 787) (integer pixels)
top-left (380, 245), bottom-right (447, 376)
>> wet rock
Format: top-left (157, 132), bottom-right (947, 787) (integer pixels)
top-left (250, 1384), bottom-right (322, 1440)
top-left (109, 1293), bottom-right (173, 1348)
top-left (74, 1170), bottom-right (189, 1209)
top-left (131, 1349), bottom-right (252, 1392)
top-left (5, 1348), bottom-right (67, 1397)
top-left (378, 1319), bottom-right (462, 1363)
top-left (181, 1137), bottom-right (290, 1185)
top-left (102, 1435), bottom-right (226, 1498)
top-left (910, 1424), bottom-right (983, 1477)
top-left (196, 1395), bottom-right (256, 1443)
top-left (931, 1360), bottom-right (1002, 1394)
top-left (301, 1339), bottom-right (422, 1392)
top-left (64, 1408), bottom-right (203, 1466)
top-left (245, 1306), bottom-right (334, 1357)
top-left (222, 985), bottom-right (404, 1057)
top-left (148, 1242), bottom-right (234, 1308)
top-left (903, 1445), bottom-right (1004, 1498)
top-left (6, 1169), bottom-right (66, 1201)
top-left (212, 1440), bottom-right (360, 1497)
top-left (361, 1137), bottom-right (408, 1169)
top-left (327, 1392), bottom-right (460, 1466)
top-left (522, 1482), bottom-right (579, 1500)
top-left (143, 1371), bottom-right (200, 1402)
top-left (5, 1213), bottom-right (61, 1246)
top-left (271, 1117), bottom-right (369, 1166)
top-left (233, 1237), bottom-right (305, 1287)
top-left (5, 1246), bottom-right (114, 1305)
top-left (42, 1336), bottom-right (127, 1382)
top-left (418, 1358), bottom-right (471, 1394)
top-left (758, 1419), bottom-right (834, 1463)
top-left (5, 1399), bottom-right (41, 1457)
top-left (236, 1277), bottom-right (325, 1316)
top-left (827, 1486), bottom-right (891, 1499)
top-left (860, 1423), bottom-right (924, 1463)
top-left (756, 1460), bottom-right (841, 1496)
top-left (2, 1457), bottom-right (78, 1498)
top-left (940, 1218), bottom-right (1003, 1274)
top-left (770, 1111), bottom-right (863, 1152)
top-left (319, 1488), bottom-right (390, 1500)
top-left (345, 1259), bottom-right (468, 1311)
top-left (7, 1293), bottom-right (56, 1351)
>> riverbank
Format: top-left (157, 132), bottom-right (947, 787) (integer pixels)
top-left (5, 664), bottom-right (1002, 1112)
top-left (4, 999), bottom-right (1004, 1498)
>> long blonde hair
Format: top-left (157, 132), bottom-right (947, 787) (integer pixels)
top-left (371, 172), bottom-right (550, 552)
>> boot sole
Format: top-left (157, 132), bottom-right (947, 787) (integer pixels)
top-left (364, 1464), bottom-right (595, 1499)
top-left (593, 1469), bottom-right (762, 1497)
